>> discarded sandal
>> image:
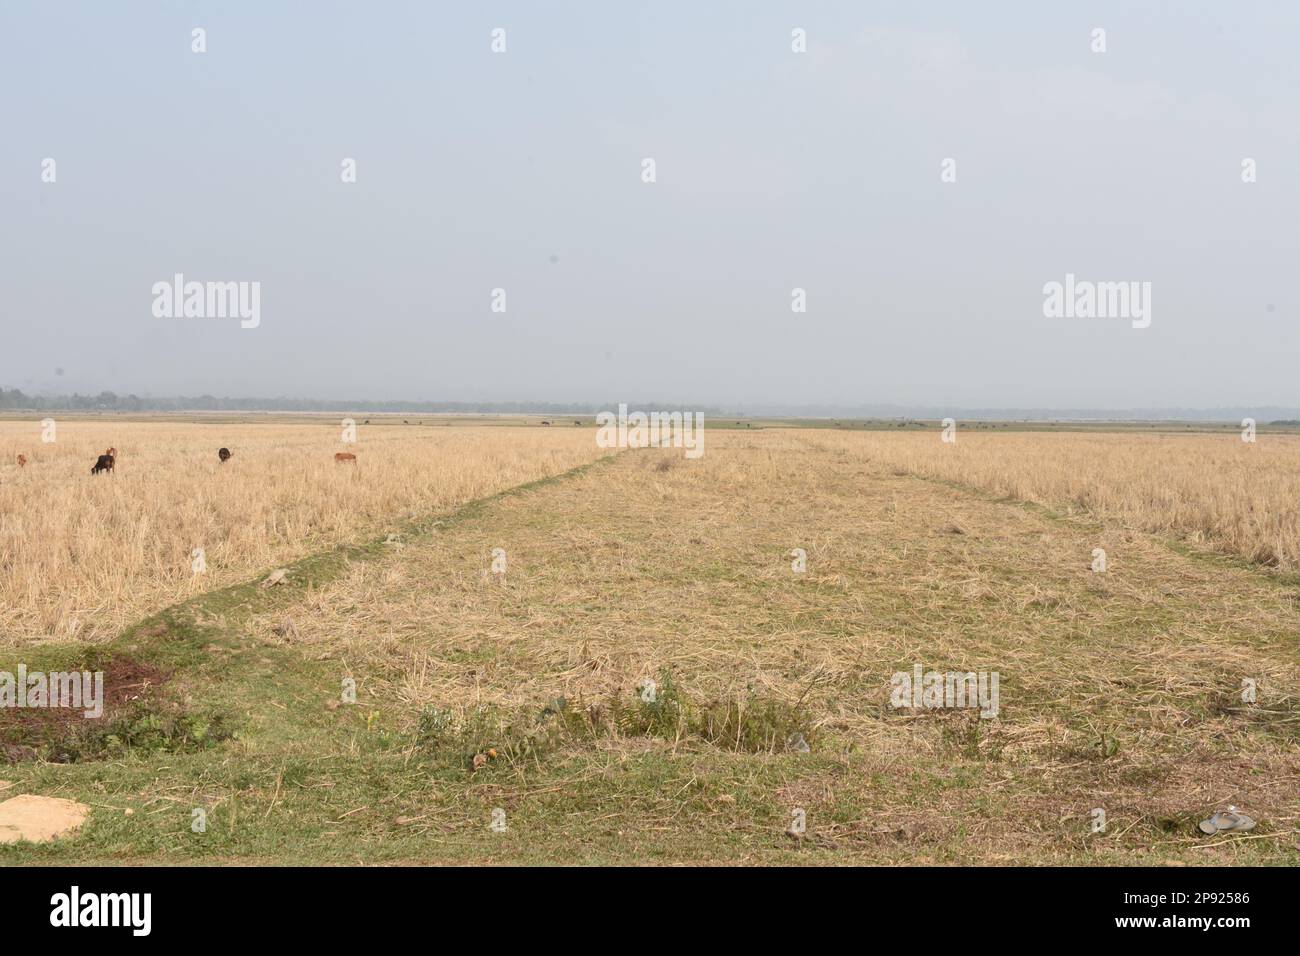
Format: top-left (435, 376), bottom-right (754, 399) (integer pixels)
top-left (1198, 807), bottom-right (1256, 835)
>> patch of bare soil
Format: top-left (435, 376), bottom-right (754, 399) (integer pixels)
top-left (0, 794), bottom-right (91, 844)
top-left (0, 655), bottom-right (172, 763)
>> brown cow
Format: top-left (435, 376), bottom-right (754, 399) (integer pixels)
top-left (16, 454), bottom-right (27, 468)
top-left (91, 453), bottom-right (115, 475)
top-left (334, 452), bottom-right (357, 464)
top-left (218, 447), bottom-right (232, 463)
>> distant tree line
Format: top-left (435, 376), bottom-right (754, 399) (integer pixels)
top-left (4, 387), bottom-right (1297, 422)
top-left (0, 387), bottom-right (721, 416)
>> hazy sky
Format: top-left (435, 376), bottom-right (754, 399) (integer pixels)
top-left (2, 1), bottom-right (1296, 408)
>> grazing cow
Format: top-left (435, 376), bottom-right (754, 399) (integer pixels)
top-left (16, 454), bottom-right (27, 468)
top-left (218, 447), bottom-right (232, 463)
top-left (540, 421), bottom-right (551, 426)
top-left (91, 453), bottom-right (115, 475)
top-left (334, 452), bottom-right (357, 464)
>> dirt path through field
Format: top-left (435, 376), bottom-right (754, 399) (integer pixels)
top-left (234, 432), bottom-right (1296, 862)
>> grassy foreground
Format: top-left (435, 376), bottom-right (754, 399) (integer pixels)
top-left (2, 432), bottom-right (1296, 865)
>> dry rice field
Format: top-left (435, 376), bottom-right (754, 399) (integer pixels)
top-left (842, 430), bottom-right (1300, 571)
top-left (3, 421), bottom-right (1299, 647)
top-left (0, 420), bottom-right (1296, 864)
top-left (0, 419), bottom-right (608, 645)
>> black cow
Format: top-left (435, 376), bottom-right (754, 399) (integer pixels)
top-left (91, 454), bottom-right (115, 475)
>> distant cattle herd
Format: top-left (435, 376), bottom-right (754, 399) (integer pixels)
top-left (10, 445), bottom-right (360, 474)
top-left (12, 418), bottom-right (580, 475)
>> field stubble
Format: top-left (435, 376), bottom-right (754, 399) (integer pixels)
top-left (832, 430), bottom-right (1300, 571)
top-left (0, 420), bottom-right (607, 644)
top-left (0, 426), bottom-right (1296, 862)
top-left (236, 430), bottom-right (1297, 862)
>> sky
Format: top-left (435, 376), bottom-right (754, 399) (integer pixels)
top-left (1, 1), bottom-right (1297, 409)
